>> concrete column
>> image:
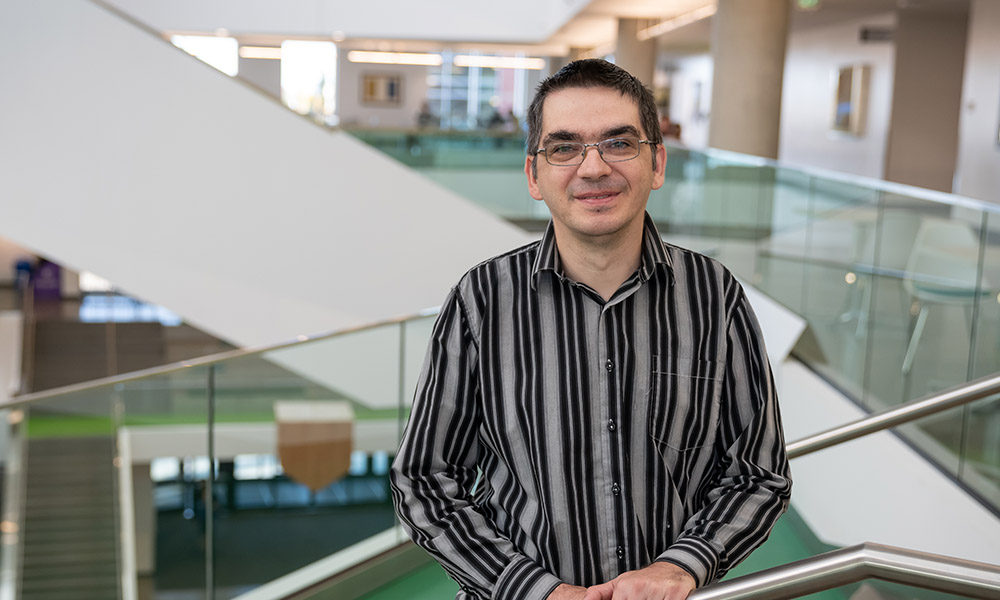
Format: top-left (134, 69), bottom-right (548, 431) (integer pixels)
top-left (884, 6), bottom-right (969, 192)
top-left (708, 0), bottom-right (790, 158)
top-left (616, 19), bottom-right (656, 88)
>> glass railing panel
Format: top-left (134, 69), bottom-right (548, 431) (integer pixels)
top-left (347, 128), bottom-right (525, 170)
top-left (969, 210), bottom-right (1000, 383)
top-left (780, 176), bottom-right (882, 403)
top-left (653, 146), bottom-right (708, 235)
top-left (19, 385), bottom-right (126, 600)
top-left (653, 147), bottom-right (775, 281)
top-left (960, 208), bottom-right (1000, 508)
top-left (118, 366), bottom-right (213, 600)
top-left (418, 164), bottom-right (542, 222)
top-left (753, 165), bottom-right (815, 315)
top-left (350, 129), bottom-right (543, 223)
top-left (197, 316), bottom-right (435, 599)
top-left (863, 199), bottom-right (985, 410)
top-left (957, 394), bottom-right (1000, 509)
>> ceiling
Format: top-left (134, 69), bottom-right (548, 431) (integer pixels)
top-left (222, 0), bottom-right (970, 57)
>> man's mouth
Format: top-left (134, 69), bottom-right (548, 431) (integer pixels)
top-left (574, 191), bottom-right (619, 202)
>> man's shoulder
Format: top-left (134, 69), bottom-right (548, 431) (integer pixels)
top-left (454, 239), bottom-right (541, 287)
top-left (660, 240), bottom-right (736, 285)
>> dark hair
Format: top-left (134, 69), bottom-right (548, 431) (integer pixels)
top-left (526, 59), bottom-right (662, 159)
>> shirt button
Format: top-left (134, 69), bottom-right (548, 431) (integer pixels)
top-left (606, 359), bottom-right (614, 371)
top-left (607, 419), bottom-right (616, 432)
top-left (612, 482), bottom-right (620, 495)
top-left (617, 546), bottom-right (625, 559)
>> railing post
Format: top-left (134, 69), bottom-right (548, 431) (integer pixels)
top-left (206, 364), bottom-right (216, 600)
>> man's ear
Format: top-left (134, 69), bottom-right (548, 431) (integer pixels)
top-left (651, 144), bottom-right (667, 190)
top-left (525, 156), bottom-right (544, 200)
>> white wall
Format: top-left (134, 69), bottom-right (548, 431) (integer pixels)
top-left (954, 0), bottom-right (1000, 204)
top-left (0, 1), bottom-right (532, 353)
top-left (335, 57), bottom-right (429, 129)
top-left (104, 0), bottom-right (590, 45)
top-left (884, 8), bottom-right (968, 192)
top-left (664, 53), bottom-right (713, 150)
top-left (778, 12), bottom-right (897, 178)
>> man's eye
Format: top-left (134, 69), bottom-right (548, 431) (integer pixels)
top-left (550, 144), bottom-right (578, 155)
top-left (605, 138), bottom-right (635, 150)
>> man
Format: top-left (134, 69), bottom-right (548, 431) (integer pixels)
top-left (391, 59), bottom-right (791, 600)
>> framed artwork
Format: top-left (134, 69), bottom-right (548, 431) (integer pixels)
top-left (832, 64), bottom-right (870, 136)
top-left (361, 74), bottom-right (402, 106)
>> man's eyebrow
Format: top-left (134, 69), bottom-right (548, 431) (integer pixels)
top-left (542, 125), bottom-right (642, 145)
top-left (602, 125), bottom-right (641, 139)
top-left (542, 130), bottom-right (581, 144)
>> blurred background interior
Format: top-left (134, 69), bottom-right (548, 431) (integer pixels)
top-left (1, 1), bottom-right (999, 599)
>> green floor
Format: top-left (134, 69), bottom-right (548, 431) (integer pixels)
top-left (360, 507), bottom-right (848, 600)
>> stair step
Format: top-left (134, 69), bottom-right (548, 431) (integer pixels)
top-left (20, 436), bottom-right (121, 599)
top-left (21, 575), bottom-right (119, 592)
top-left (21, 590), bottom-right (117, 600)
top-left (22, 559), bottom-right (118, 575)
top-left (25, 508), bottom-right (116, 521)
top-left (22, 539), bottom-right (117, 552)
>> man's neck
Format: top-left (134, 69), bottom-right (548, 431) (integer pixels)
top-left (553, 222), bottom-right (644, 302)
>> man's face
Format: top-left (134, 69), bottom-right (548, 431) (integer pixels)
top-left (525, 86), bottom-right (666, 245)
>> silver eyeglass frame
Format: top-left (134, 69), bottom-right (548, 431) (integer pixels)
top-left (534, 137), bottom-right (657, 166)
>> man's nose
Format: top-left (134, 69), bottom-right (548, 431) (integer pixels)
top-left (577, 145), bottom-right (611, 177)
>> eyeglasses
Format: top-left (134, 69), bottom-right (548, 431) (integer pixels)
top-left (535, 136), bottom-right (656, 166)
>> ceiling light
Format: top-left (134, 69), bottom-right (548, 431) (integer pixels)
top-left (452, 55), bottom-right (545, 70)
top-left (347, 51), bottom-right (443, 66)
top-left (239, 46), bottom-right (282, 60)
top-left (638, 5), bottom-right (718, 41)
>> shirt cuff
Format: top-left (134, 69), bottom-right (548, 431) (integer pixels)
top-left (493, 554), bottom-right (563, 600)
top-left (655, 536), bottom-right (721, 588)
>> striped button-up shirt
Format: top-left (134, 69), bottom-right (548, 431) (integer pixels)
top-left (391, 214), bottom-right (791, 599)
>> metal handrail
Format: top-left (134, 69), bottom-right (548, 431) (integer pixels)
top-left (4, 306), bottom-right (440, 408)
top-left (786, 371), bottom-right (1000, 459)
top-left (691, 542), bottom-right (1000, 600)
top-left (671, 142), bottom-right (1000, 216)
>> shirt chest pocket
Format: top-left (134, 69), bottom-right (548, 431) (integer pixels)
top-left (647, 355), bottom-right (724, 453)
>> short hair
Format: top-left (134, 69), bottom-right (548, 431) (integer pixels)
top-left (526, 59), bottom-right (663, 159)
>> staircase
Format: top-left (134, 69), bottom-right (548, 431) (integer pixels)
top-left (29, 321), bottom-right (166, 392)
top-left (21, 436), bottom-right (120, 600)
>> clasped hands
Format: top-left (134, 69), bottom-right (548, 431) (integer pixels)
top-left (547, 562), bottom-right (696, 600)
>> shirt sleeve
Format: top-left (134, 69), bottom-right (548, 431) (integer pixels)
top-left (655, 284), bottom-right (793, 587)
top-left (390, 289), bottom-right (563, 600)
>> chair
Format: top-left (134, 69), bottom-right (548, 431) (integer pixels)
top-left (901, 218), bottom-right (990, 374)
top-left (846, 210), bottom-right (921, 337)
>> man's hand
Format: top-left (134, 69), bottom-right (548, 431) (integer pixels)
top-left (583, 562), bottom-right (696, 600)
top-left (548, 583), bottom-right (590, 599)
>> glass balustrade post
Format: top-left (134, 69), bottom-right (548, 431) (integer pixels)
top-left (397, 320), bottom-right (407, 450)
top-left (397, 320), bottom-right (407, 542)
top-left (858, 190), bottom-right (886, 411)
top-left (801, 175), bottom-right (817, 318)
top-left (958, 212), bottom-right (991, 484)
top-left (206, 364), bottom-right (216, 600)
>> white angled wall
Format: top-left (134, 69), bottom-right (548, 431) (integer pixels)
top-left (0, 1), bottom-right (533, 352)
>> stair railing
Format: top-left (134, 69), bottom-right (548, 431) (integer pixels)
top-left (691, 542), bottom-right (1000, 600)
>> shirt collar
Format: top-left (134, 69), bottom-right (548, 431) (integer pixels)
top-left (531, 212), bottom-right (673, 289)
